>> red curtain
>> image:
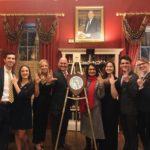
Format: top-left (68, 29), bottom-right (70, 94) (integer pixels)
top-left (6, 42), bottom-right (18, 53)
top-left (122, 15), bottom-right (148, 67)
top-left (3, 16), bottom-right (24, 53)
top-left (38, 16), bottom-right (60, 70)
top-left (3, 16), bottom-right (60, 70)
top-left (127, 42), bottom-right (140, 67)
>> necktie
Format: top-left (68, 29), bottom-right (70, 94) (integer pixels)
top-left (63, 71), bottom-right (68, 79)
top-left (8, 71), bottom-right (14, 103)
top-left (86, 20), bottom-right (91, 32)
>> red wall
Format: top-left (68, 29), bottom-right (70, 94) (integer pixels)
top-left (0, 0), bottom-right (150, 50)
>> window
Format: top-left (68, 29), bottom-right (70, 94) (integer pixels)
top-left (139, 26), bottom-right (150, 61)
top-left (18, 23), bottom-right (39, 61)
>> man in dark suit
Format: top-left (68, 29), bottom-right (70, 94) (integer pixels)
top-left (50, 57), bottom-right (71, 150)
top-left (0, 51), bottom-right (16, 150)
top-left (136, 58), bottom-right (150, 150)
top-left (118, 55), bottom-right (138, 150)
top-left (84, 10), bottom-right (100, 39)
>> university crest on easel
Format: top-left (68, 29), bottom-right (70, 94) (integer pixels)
top-left (67, 73), bottom-right (86, 96)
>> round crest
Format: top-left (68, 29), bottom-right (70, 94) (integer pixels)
top-left (67, 73), bottom-right (86, 96)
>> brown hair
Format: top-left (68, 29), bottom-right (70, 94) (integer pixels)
top-left (18, 65), bottom-right (32, 87)
top-left (3, 51), bottom-right (16, 59)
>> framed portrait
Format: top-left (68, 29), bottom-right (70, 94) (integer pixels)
top-left (75, 6), bottom-right (104, 43)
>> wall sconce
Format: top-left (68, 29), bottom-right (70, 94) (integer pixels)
top-left (68, 39), bottom-right (75, 43)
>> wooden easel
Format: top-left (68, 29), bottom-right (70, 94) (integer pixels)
top-left (54, 61), bottom-right (98, 150)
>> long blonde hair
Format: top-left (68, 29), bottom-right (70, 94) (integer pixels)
top-left (38, 59), bottom-right (52, 78)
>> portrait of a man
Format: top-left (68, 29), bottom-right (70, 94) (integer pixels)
top-left (75, 6), bottom-right (104, 43)
top-left (84, 10), bottom-right (100, 38)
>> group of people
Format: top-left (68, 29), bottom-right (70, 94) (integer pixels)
top-left (80, 55), bottom-right (150, 150)
top-left (0, 51), bottom-right (150, 150)
top-left (80, 61), bottom-right (118, 150)
top-left (0, 51), bottom-right (70, 150)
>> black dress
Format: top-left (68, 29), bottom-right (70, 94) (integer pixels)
top-left (11, 82), bottom-right (34, 130)
top-left (101, 80), bottom-right (119, 150)
top-left (32, 82), bottom-right (52, 144)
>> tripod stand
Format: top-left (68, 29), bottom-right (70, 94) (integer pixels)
top-left (54, 61), bottom-right (98, 150)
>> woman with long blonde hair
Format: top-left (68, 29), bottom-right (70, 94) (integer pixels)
top-left (32, 59), bottom-right (56, 150)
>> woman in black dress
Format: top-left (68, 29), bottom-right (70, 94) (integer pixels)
top-left (11, 65), bottom-right (34, 150)
top-left (101, 61), bottom-right (119, 150)
top-left (32, 59), bottom-right (56, 150)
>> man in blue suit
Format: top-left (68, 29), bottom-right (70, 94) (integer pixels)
top-left (0, 51), bottom-right (16, 150)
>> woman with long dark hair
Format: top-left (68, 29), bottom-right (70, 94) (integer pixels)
top-left (11, 65), bottom-right (34, 150)
top-left (101, 61), bottom-right (119, 150)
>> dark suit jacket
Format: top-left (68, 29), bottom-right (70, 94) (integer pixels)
top-left (137, 72), bottom-right (150, 112)
top-left (84, 17), bottom-right (100, 36)
top-left (50, 69), bottom-right (69, 113)
top-left (117, 71), bottom-right (138, 115)
top-left (0, 68), bottom-right (4, 100)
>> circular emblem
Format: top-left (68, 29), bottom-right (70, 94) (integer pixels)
top-left (69, 76), bottom-right (83, 90)
top-left (67, 74), bottom-right (85, 96)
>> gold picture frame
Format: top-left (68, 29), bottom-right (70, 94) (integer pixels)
top-left (75, 6), bottom-right (104, 43)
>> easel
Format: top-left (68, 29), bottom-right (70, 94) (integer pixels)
top-left (54, 61), bottom-right (98, 150)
